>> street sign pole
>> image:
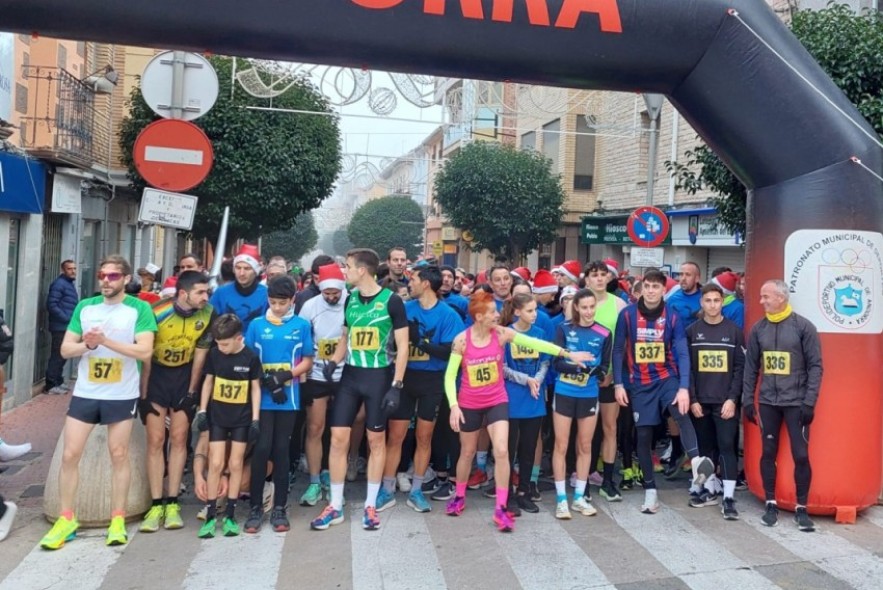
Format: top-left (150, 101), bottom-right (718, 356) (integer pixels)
top-left (164, 52), bottom-right (186, 275)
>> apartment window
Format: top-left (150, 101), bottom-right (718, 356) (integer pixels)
top-left (14, 83), bottom-right (27, 114)
top-left (574, 115), bottom-right (596, 191)
top-left (521, 131), bottom-right (536, 151)
top-left (20, 53), bottom-right (28, 79)
top-left (542, 119), bottom-right (560, 171)
top-left (57, 44), bottom-right (67, 70)
top-left (76, 41), bottom-right (86, 57)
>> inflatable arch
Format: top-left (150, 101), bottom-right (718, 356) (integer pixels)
top-left (4, 0), bottom-right (882, 518)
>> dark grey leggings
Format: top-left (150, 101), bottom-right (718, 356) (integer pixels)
top-left (508, 416), bottom-right (543, 494)
top-left (759, 404), bottom-right (811, 504)
top-left (250, 410), bottom-right (298, 509)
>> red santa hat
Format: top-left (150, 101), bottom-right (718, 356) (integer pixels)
top-left (476, 270), bottom-right (487, 285)
top-left (604, 258), bottom-right (620, 276)
top-left (161, 276), bottom-right (178, 298)
top-left (511, 267), bottom-right (532, 282)
top-left (318, 263), bottom-right (346, 291)
top-left (233, 243), bottom-right (261, 274)
top-left (531, 269), bottom-right (558, 294)
top-left (713, 271), bottom-right (739, 295)
top-left (554, 260), bottom-right (582, 283)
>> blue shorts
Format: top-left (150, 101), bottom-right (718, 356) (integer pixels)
top-left (629, 378), bottom-right (679, 427)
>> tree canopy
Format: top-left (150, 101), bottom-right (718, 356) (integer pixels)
top-left (667, 4), bottom-right (883, 236)
top-left (433, 142), bottom-right (565, 261)
top-left (260, 212), bottom-right (318, 263)
top-left (347, 195), bottom-right (424, 260)
top-left (119, 56), bottom-right (341, 242)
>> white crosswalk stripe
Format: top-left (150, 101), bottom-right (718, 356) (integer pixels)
top-left (182, 522), bottom-right (286, 589)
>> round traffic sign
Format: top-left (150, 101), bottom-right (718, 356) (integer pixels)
top-left (627, 206), bottom-right (670, 248)
top-left (141, 51), bottom-right (219, 122)
top-left (133, 119), bottom-right (214, 192)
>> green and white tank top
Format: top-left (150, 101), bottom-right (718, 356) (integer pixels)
top-left (345, 288), bottom-right (394, 368)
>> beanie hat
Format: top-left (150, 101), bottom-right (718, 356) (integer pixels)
top-left (318, 263), bottom-right (346, 291)
top-left (556, 260), bottom-right (582, 283)
top-left (233, 243), bottom-right (261, 275)
top-left (512, 267), bottom-right (532, 282)
top-left (532, 269), bottom-right (558, 294)
top-left (713, 271), bottom-right (739, 295)
top-left (267, 275), bottom-right (297, 299)
top-left (560, 285), bottom-right (578, 302)
top-left (604, 258), bottom-right (620, 276)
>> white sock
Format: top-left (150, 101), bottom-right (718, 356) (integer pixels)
top-left (365, 481), bottom-right (380, 508)
top-left (330, 483), bottom-right (345, 511)
top-left (555, 480), bottom-right (566, 500)
top-left (643, 488), bottom-right (658, 506)
top-left (575, 479), bottom-right (587, 498)
top-left (723, 479), bottom-right (736, 499)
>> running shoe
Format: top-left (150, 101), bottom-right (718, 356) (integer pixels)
top-left (407, 490), bottom-right (432, 513)
top-left (375, 487), bottom-right (396, 512)
top-left (432, 481), bottom-right (455, 501)
top-left (397, 472), bottom-right (412, 493)
top-left (652, 453), bottom-right (663, 473)
top-left (516, 494), bottom-right (539, 514)
top-left (528, 481), bottom-right (542, 502)
top-left (466, 468), bottom-right (488, 490)
top-left (506, 499), bottom-right (522, 518)
top-left (482, 486), bottom-right (496, 499)
top-left (362, 506), bottom-right (381, 530)
top-left (762, 502), bottom-right (779, 527)
top-left (641, 489), bottom-right (659, 514)
top-left (422, 477), bottom-right (442, 495)
top-left (198, 517), bottom-right (217, 538)
top-left (311, 505), bottom-right (344, 530)
top-left (721, 497), bottom-right (739, 520)
top-left (346, 456), bottom-right (358, 482)
top-left (446, 496), bottom-right (466, 516)
top-left (620, 466), bottom-right (639, 490)
top-left (555, 500), bottom-right (572, 520)
top-left (270, 506), bottom-right (290, 532)
top-left (735, 471), bottom-right (748, 491)
top-left (197, 505), bottom-right (208, 521)
top-left (164, 503), bottom-right (184, 530)
top-left (588, 471), bottom-right (603, 486)
top-left (40, 515), bottom-right (79, 550)
top-left (571, 495), bottom-right (598, 516)
top-left (0, 500), bottom-right (17, 542)
top-left (244, 506), bottom-right (263, 534)
top-left (139, 504), bottom-right (164, 532)
top-left (222, 516), bottom-right (240, 536)
top-left (794, 507), bottom-right (815, 532)
top-left (494, 507), bottom-right (515, 532)
top-left (300, 483), bottom-right (323, 507)
top-left (599, 480), bottom-right (622, 502)
top-left (106, 516), bottom-right (128, 546)
top-left (689, 490), bottom-right (720, 508)
top-left (690, 456), bottom-right (715, 487)
top-left (663, 455), bottom-right (683, 479)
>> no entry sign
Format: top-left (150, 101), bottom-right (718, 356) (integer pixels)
top-left (133, 119), bottom-right (213, 192)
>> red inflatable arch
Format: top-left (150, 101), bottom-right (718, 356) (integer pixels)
top-left (3, 0), bottom-right (881, 519)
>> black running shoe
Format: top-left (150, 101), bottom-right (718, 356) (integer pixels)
top-left (794, 507), bottom-right (815, 532)
top-left (516, 493), bottom-right (539, 513)
top-left (431, 480), bottom-right (455, 501)
top-left (528, 481), bottom-right (542, 502)
top-left (270, 506), bottom-right (290, 532)
top-left (243, 505), bottom-right (263, 534)
top-left (721, 497), bottom-right (739, 520)
top-left (599, 480), bottom-right (622, 502)
top-left (761, 502), bottom-right (779, 527)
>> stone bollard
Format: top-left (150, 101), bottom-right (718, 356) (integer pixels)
top-left (43, 419), bottom-right (151, 528)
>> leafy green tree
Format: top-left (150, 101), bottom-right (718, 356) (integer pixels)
top-left (331, 227), bottom-right (354, 257)
top-left (434, 142), bottom-right (565, 261)
top-left (668, 4), bottom-right (883, 236)
top-left (260, 212), bottom-right (318, 262)
top-left (347, 195), bottom-right (424, 260)
top-left (119, 57), bottom-right (341, 242)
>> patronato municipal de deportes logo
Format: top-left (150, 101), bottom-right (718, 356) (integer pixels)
top-left (818, 244), bottom-right (874, 329)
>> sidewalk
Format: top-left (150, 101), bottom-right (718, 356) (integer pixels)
top-left (1, 393), bottom-right (68, 509)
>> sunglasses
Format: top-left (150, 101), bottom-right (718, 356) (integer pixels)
top-left (97, 271), bottom-right (124, 281)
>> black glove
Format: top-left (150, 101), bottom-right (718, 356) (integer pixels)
top-left (174, 391), bottom-right (199, 416)
top-left (262, 370), bottom-right (291, 404)
top-left (322, 360), bottom-right (338, 382)
top-left (196, 411), bottom-right (209, 432)
top-left (380, 386), bottom-right (401, 418)
top-left (249, 420), bottom-right (261, 444)
top-left (799, 404), bottom-right (815, 426)
top-left (408, 318), bottom-right (421, 345)
top-left (138, 397), bottom-right (159, 425)
top-left (743, 404), bottom-right (757, 425)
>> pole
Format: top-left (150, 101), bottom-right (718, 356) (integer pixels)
top-left (159, 51), bottom-right (188, 272)
top-left (208, 206), bottom-right (230, 289)
top-left (642, 94), bottom-right (664, 206)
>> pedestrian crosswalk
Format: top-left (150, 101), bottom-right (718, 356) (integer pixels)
top-left (3, 485), bottom-right (883, 590)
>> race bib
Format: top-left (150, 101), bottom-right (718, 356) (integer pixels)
top-left (262, 362), bottom-right (291, 373)
top-left (212, 377), bottom-right (248, 404)
top-left (511, 344), bottom-right (539, 360)
top-left (560, 372), bottom-right (588, 387)
top-left (157, 346), bottom-right (189, 367)
top-left (350, 327), bottom-right (380, 352)
top-left (408, 344), bottom-right (429, 362)
top-left (698, 350), bottom-right (727, 373)
top-left (89, 357), bottom-right (122, 383)
top-left (317, 338), bottom-right (339, 361)
top-left (635, 342), bottom-right (664, 364)
top-left (467, 362), bottom-right (499, 386)
top-left (763, 351), bottom-right (790, 376)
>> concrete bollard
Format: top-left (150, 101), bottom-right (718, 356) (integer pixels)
top-left (43, 419), bottom-right (151, 528)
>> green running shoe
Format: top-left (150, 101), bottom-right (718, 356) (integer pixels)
top-left (198, 517), bottom-right (217, 539)
top-left (164, 503), bottom-right (184, 530)
top-left (139, 505), bottom-right (164, 532)
top-left (222, 516), bottom-right (240, 537)
top-left (106, 516), bottom-right (128, 546)
top-left (40, 515), bottom-right (79, 550)
top-left (300, 483), bottom-right (322, 507)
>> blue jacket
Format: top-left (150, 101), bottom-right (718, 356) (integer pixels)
top-left (46, 275), bottom-right (79, 332)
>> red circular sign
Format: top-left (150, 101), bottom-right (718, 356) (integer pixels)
top-left (133, 119), bottom-right (214, 192)
top-left (626, 206), bottom-right (670, 248)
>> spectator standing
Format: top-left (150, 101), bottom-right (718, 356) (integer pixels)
top-left (45, 260), bottom-right (79, 394)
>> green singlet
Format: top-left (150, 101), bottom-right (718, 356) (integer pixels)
top-left (345, 288), bottom-right (394, 369)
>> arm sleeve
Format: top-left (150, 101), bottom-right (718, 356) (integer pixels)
top-left (445, 352), bottom-right (462, 407)
top-left (672, 316), bottom-right (691, 389)
top-left (135, 302), bottom-right (159, 335)
top-left (422, 341), bottom-right (452, 360)
top-left (612, 309), bottom-right (628, 387)
top-left (801, 320), bottom-right (824, 407)
top-left (387, 294), bottom-right (409, 330)
top-left (504, 366), bottom-right (530, 385)
top-left (729, 327), bottom-right (746, 403)
top-left (742, 327), bottom-right (761, 406)
top-left (534, 359), bottom-right (550, 383)
top-left (511, 331), bottom-right (561, 357)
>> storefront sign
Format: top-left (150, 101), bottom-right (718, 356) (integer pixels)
top-left (583, 215), bottom-right (671, 246)
top-left (51, 174), bottom-right (82, 214)
top-left (671, 213), bottom-right (741, 246)
top-left (0, 151), bottom-right (46, 214)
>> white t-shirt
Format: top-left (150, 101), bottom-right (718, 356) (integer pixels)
top-left (68, 295), bottom-right (157, 400)
top-left (298, 292), bottom-right (346, 382)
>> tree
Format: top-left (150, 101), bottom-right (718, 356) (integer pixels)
top-left (347, 195), bottom-right (424, 260)
top-left (260, 212), bottom-right (318, 262)
top-left (434, 142), bottom-right (565, 261)
top-left (331, 227), bottom-right (354, 257)
top-left (668, 4), bottom-right (883, 236)
top-left (119, 56), bottom-right (341, 242)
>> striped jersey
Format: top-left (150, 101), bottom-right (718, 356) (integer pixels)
top-left (612, 303), bottom-right (690, 389)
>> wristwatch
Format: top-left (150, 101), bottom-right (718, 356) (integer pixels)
top-left (391, 380), bottom-right (404, 389)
